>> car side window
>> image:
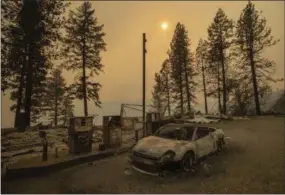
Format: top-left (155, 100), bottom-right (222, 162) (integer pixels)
top-left (208, 128), bottom-right (215, 132)
top-left (195, 127), bottom-right (210, 140)
top-left (178, 128), bottom-right (188, 140)
top-left (158, 128), bottom-right (179, 139)
top-left (186, 127), bottom-right (195, 140)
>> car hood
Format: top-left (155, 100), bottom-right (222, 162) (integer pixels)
top-left (132, 136), bottom-right (188, 158)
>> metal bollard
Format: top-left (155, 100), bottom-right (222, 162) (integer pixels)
top-left (55, 147), bottom-right (58, 158)
top-left (39, 131), bottom-right (48, 161)
top-left (42, 142), bottom-right (48, 161)
top-left (135, 130), bottom-right (138, 142)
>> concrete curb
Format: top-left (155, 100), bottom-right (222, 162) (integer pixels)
top-left (4, 147), bottom-right (131, 181)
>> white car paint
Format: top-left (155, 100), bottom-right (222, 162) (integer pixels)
top-left (132, 124), bottom-right (224, 162)
top-left (186, 116), bottom-right (220, 124)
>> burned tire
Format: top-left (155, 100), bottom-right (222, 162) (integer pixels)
top-left (216, 138), bottom-right (225, 152)
top-left (181, 152), bottom-right (194, 172)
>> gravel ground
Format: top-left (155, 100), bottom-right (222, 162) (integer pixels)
top-left (2, 116), bottom-right (284, 194)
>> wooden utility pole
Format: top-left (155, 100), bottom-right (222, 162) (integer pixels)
top-left (142, 33), bottom-right (147, 136)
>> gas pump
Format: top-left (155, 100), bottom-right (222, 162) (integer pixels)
top-left (102, 115), bottom-right (122, 149)
top-left (68, 116), bottom-right (93, 154)
top-left (146, 112), bottom-right (161, 135)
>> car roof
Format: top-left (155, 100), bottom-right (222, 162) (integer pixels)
top-left (163, 123), bottom-right (194, 128)
top-left (163, 123), bottom-right (214, 129)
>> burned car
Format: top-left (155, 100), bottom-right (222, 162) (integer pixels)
top-left (129, 123), bottom-right (225, 175)
top-left (186, 115), bottom-right (221, 124)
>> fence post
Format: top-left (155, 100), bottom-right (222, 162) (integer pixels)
top-left (135, 130), bottom-right (138, 142)
top-left (55, 147), bottom-right (58, 158)
top-left (42, 139), bottom-right (48, 161)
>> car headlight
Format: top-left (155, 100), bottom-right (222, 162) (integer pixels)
top-left (160, 151), bottom-right (176, 162)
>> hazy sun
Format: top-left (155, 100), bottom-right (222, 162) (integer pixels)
top-left (161, 22), bottom-right (168, 30)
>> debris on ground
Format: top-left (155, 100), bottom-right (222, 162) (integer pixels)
top-left (232, 116), bottom-right (250, 120)
top-left (178, 114), bottom-right (250, 124)
top-left (202, 163), bottom-right (212, 177)
top-left (93, 130), bottom-right (103, 143)
top-left (184, 115), bottom-right (220, 124)
top-left (124, 168), bottom-right (133, 176)
top-left (1, 128), bottom-right (104, 165)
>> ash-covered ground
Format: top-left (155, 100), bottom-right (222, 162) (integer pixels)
top-left (1, 128), bottom-right (104, 165)
top-left (2, 116), bottom-right (284, 194)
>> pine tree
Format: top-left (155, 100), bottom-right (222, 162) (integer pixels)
top-left (185, 48), bottom-right (198, 114)
top-left (150, 73), bottom-right (166, 117)
top-left (2, 0), bottom-right (67, 128)
top-left (62, 1), bottom-right (106, 116)
top-left (196, 39), bottom-right (209, 114)
top-left (41, 69), bottom-right (74, 127)
top-left (1, 0), bottom-right (22, 93)
top-left (234, 1), bottom-right (281, 115)
top-left (62, 93), bottom-right (75, 127)
top-left (168, 22), bottom-right (197, 115)
top-left (159, 59), bottom-right (172, 116)
top-left (227, 68), bottom-right (252, 115)
top-left (19, 0), bottom-right (47, 127)
top-left (228, 69), bottom-right (272, 116)
top-left (23, 0), bottom-right (67, 126)
top-left (208, 8), bottom-right (234, 115)
top-left (1, 0), bottom-right (26, 127)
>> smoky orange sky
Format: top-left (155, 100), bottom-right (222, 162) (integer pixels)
top-left (1, 1), bottom-right (284, 127)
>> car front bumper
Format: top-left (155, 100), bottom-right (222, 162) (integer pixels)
top-left (129, 154), bottom-right (178, 175)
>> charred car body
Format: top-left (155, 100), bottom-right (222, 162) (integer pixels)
top-left (129, 123), bottom-right (225, 175)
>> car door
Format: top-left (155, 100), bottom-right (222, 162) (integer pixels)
top-left (176, 127), bottom-right (196, 159)
top-left (193, 127), bottom-right (214, 158)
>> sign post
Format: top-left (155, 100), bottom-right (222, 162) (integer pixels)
top-left (39, 131), bottom-right (48, 161)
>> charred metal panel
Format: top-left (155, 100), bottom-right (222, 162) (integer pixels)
top-left (68, 116), bottom-right (93, 154)
top-left (103, 115), bottom-right (122, 148)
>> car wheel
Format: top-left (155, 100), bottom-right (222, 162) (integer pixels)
top-left (159, 170), bottom-right (169, 177)
top-left (216, 138), bottom-right (225, 152)
top-left (181, 152), bottom-right (194, 172)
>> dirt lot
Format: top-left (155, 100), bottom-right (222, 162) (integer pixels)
top-left (2, 116), bottom-right (284, 194)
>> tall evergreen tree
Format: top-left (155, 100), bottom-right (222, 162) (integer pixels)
top-left (234, 1), bottom-right (281, 115)
top-left (20, 0), bottom-right (46, 127)
top-left (150, 73), bottom-right (166, 117)
top-left (185, 47), bottom-right (198, 113)
top-left (196, 39), bottom-right (209, 114)
top-left (62, 1), bottom-right (106, 116)
top-left (62, 93), bottom-right (75, 127)
top-left (168, 22), bottom-right (197, 115)
top-left (208, 8), bottom-right (234, 114)
top-left (41, 69), bottom-right (74, 127)
top-left (24, 0), bottom-right (67, 126)
top-left (1, 0), bottom-right (67, 128)
top-left (1, 0), bottom-right (22, 93)
top-left (2, 0), bottom-right (26, 127)
top-left (228, 68), bottom-right (272, 116)
top-left (208, 62), bottom-right (223, 113)
top-left (159, 59), bottom-right (172, 116)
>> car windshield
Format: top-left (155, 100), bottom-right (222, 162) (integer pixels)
top-left (154, 125), bottom-right (179, 139)
top-left (154, 125), bottom-right (190, 140)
